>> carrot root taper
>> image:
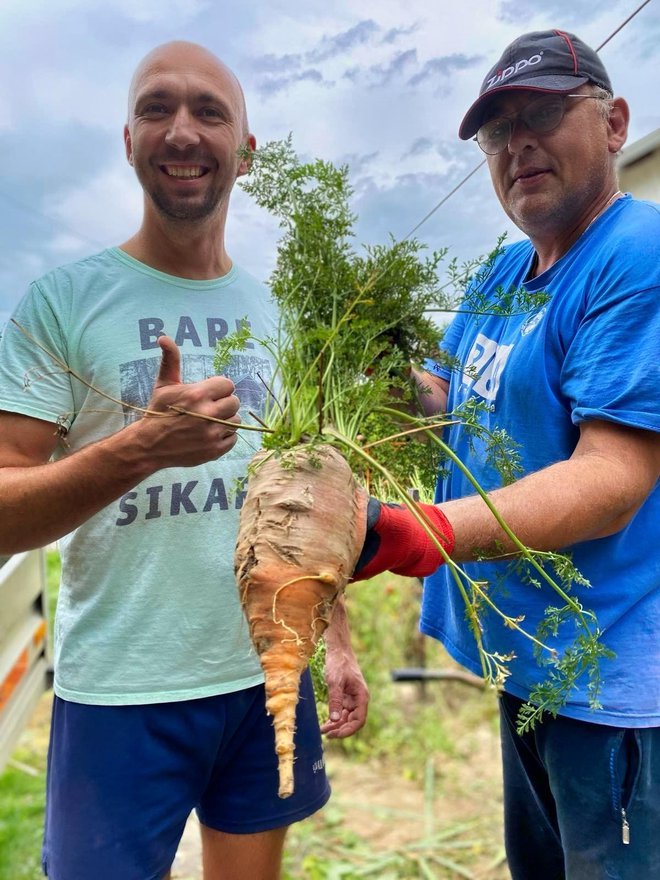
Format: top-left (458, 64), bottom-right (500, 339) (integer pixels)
top-left (235, 444), bottom-right (365, 797)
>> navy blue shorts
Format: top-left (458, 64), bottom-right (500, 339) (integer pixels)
top-left (42, 670), bottom-right (330, 880)
top-left (500, 692), bottom-right (660, 880)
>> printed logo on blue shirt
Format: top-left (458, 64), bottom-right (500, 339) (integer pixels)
top-left (521, 307), bottom-right (547, 336)
top-left (461, 333), bottom-right (513, 402)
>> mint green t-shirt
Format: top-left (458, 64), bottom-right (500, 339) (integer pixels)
top-left (0, 248), bottom-right (276, 704)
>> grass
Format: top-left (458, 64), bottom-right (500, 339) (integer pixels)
top-left (284, 822), bottom-right (506, 880)
top-left (0, 553), bottom-right (507, 880)
top-left (0, 731), bottom-right (48, 880)
top-left (0, 754), bottom-right (46, 880)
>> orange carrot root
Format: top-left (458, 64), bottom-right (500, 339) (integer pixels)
top-left (235, 444), bottom-right (365, 797)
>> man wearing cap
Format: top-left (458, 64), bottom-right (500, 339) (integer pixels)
top-left (352, 29), bottom-right (660, 879)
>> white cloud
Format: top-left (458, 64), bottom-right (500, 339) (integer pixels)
top-left (44, 162), bottom-right (142, 252)
top-left (109, 0), bottom-right (212, 22)
top-left (0, 0), bottom-right (658, 318)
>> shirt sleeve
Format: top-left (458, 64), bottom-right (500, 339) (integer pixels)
top-left (562, 278), bottom-right (660, 433)
top-left (422, 308), bottom-right (469, 381)
top-left (0, 279), bottom-right (75, 429)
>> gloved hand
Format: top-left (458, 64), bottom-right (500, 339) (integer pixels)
top-left (352, 497), bottom-right (454, 581)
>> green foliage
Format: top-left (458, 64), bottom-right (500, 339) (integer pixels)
top-left (212, 317), bottom-right (252, 374)
top-left (309, 635), bottom-right (328, 704)
top-left (464, 280), bottom-right (551, 321)
top-left (228, 136), bottom-right (613, 736)
top-left (0, 549), bottom-right (58, 880)
top-left (238, 135), bottom-right (450, 497)
top-left (428, 233), bottom-right (550, 321)
top-left (451, 398), bottom-right (523, 486)
top-left (241, 136), bottom-right (447, 363)
top-left (234, 134), bottom-right (546, 499)
top-left (518, 631), bottom-right (616, 733)
top-left (45, 548), bottom-right (61, 640)
top-left (0, 764), bottom-right (45, 880)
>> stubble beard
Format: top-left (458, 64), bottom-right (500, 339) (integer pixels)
top-left (149, 185), bottom-right (222, 222)
top-left (504, 153), bottom-right (612, 239)
top-left (510, 179), bottom-right (606, 241)
top-left (133, 155), bottom-right (233, 223)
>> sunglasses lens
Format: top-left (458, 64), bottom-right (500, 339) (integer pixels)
top-left (476, 118), bottom-right (511, 154)
top-left (476, 96), bottom-right (568, 154)
top-left (524, 97), bottom-right (565, 133)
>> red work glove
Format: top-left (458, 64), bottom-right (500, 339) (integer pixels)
top-left (352, 497), bottom-right (454, 581)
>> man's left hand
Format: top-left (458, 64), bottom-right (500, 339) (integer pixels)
top-left (320, 646), bottom-right (369, 739)
top-left (320, 597), bottom-right (369, 738)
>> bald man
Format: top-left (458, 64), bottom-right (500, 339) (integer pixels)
top-left (0, 42), bottom-right (368, 880)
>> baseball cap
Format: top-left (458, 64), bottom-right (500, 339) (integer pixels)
top-left (459, 29), bottom-right (613, 140)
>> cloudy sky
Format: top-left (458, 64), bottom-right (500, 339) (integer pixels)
top-left (1, 0), bottom-right (658, 323)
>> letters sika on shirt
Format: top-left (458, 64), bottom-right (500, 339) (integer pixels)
top-left (422, 195), bottom-right (660, 726)
top-left (0, 248), bottom-right (275, 704)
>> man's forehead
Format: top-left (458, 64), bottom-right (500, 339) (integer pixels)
top-left (129, 43), bottom-right (241, 109)
top-left (132, 75), bottom-right (232, 106)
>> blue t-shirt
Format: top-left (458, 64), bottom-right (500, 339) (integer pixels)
top-left (421, 195), bottom-right (660, 726)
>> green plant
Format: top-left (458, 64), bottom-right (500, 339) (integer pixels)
top-left (222, 136), bottom-right (611, 733)
top-left (45, 548), bottom-right (60, 640)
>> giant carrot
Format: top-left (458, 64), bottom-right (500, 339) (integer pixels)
top-left (235, 444), bottom-right (365, 798)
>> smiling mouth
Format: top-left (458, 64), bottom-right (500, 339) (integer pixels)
top-left (160, 165), bottom-right (209, 179)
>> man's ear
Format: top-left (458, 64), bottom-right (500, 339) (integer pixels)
top-left (237, 134), bottom-right (257, 177)
top-left (607, 97), bottom-right (630, 155)
top-left (124, 124), bottom-right (134, 167)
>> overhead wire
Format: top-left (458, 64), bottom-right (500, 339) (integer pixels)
top-left (402, 158), bottom-right (487, 243)
top-left (595, 0), bottom-right (652, 50)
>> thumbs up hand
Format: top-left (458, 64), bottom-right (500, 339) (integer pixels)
top-left (153, 334), bottom-right (185, 389)
top-left (136, 336), bottom-right (242, 468)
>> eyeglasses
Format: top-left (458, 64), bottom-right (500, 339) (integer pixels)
top-left (475, 94), bottom-right (609, 155)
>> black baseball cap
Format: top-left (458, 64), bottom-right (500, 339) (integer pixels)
top-left (459, 29), bottom-right (613, 140)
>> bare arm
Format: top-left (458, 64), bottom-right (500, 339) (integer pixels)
top-left (0, 337), bottom-right (240, 554)
top-left (321, 595), bottom-right (369, 738)
top-left (444, 419), bottom-right (660, 562)
top-left (410, 367), bottom-right (448, 417)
